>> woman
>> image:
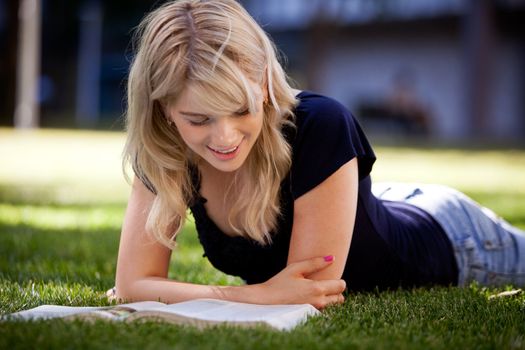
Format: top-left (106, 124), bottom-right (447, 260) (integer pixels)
top-left (113, 0), bottom-right (525, 309)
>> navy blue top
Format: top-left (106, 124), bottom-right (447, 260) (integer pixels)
top-left (136, 91), bottom-right (458, 291)
top-left (188, 91), bottom-right (458, 290)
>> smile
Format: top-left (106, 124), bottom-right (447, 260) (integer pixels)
top-left (207, 140), bottom-right (243, 160)
top-left (208, 145), bottom-right (238, 154)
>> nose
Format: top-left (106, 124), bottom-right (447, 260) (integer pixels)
top-left (211, 117), bottom-right (238, 146)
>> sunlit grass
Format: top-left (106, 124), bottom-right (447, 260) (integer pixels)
top-left (2, 127), bottom-right (524, 203)
top-left (0, 203), bottom-right (123, 230)
top-left (373, 146), bottom-right (525, 195)
top-left (0, 128), bottom-right (130, 204)
top-left (1, 128), bottom-right (524, 349)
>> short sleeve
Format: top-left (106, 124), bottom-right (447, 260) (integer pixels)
top-left (132, 156), bottom-right (157, 195)
top-left (289, 92), bottom-right (376, 199)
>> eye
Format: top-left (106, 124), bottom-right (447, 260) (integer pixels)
top-left (234, 108), bottom-right (250, 116)
top-left (188, 118), bottom-right (210, 126)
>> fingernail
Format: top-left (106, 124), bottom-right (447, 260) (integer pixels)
top-left (324, 255), bottom-right (334, 262)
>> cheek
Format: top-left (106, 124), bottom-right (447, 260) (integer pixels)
top-left (253, 112), bottom-right (264, 136)
top-left (174, 123), bottom-right (206, 147)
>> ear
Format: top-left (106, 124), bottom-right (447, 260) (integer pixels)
top-left (159, 101), bottom-right (175, 126)
top-left (160, 100), bottom-right (171, 118)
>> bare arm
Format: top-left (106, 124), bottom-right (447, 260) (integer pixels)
top-left (114, 177), bottom-right (344, 308)
top-left (287, 158), bottom-right (359, 280)
top-left (115, 177), bottom-right (259, 304)
top-left (244, 158), bottom-right (358, 308)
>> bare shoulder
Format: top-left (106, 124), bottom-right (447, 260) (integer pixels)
top-left (115, 177), bottom-right (172, 295)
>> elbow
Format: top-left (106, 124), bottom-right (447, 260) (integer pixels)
top-left (114, 274), bottom-right (165, 303)
top-left (113, 284), bottom-right (133, 304)
top-left (114, 275), bottom-right (142, 303)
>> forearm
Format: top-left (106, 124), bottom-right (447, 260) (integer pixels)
top-left (114, 256), bottom-right (346, 309)
top-left (116, 277), bottom-right (265, 305)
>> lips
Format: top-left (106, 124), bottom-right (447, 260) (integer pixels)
top-left (207, 140), bottom-right (243, 160)
top-left (207, 145), bottom-right (238, 154)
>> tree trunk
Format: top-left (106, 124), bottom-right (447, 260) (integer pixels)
top-left (14, 0), bottom-right (42, 129)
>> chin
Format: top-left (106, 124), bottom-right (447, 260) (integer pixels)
top-left (199, 153), bottom-right (241, 172)
top-left (209, 160), bottom-right (244, 173)
top-left (202, 147), bottom-right (249, 173)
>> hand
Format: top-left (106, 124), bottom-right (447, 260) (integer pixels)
top-left (106, 287), bottom-right (117, 302)
top-left (259, 256), bottom-right (346, 309)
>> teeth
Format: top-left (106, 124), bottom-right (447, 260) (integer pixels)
top-left (213, 146), bottom-right (237, 154)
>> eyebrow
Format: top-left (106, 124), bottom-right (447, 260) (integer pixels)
top-left (179, 111), bottom-right (209, 117)
top-left (179, 106), bottom-right (248, 117)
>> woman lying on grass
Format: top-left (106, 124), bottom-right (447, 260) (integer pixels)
top-left (112, 0), bottom-right (525, 309)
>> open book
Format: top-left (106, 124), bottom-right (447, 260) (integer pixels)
top-left (5, 298), bottom-right (320, 331)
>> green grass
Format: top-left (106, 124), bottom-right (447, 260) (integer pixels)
top-left (1, 128), bottom-right (525, 349)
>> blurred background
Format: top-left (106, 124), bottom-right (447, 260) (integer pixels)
top-left (0, 0), bottom-right (524, 145)
top-left (1, 1), bottom-right (525, 312)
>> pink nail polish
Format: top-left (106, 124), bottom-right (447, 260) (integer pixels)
top-left (324, 255), bottom-right (334, 262)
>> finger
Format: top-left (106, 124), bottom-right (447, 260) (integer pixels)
top-left (106, 287), bottom-right (117, 302)
top-left (325, 293), bottom-right (345, 307)
top-left (316, 279), bottom-right (346, 296)
top-left (313, 293), bottom-right (345, 310)
top-left (290, 255), bottom-right (335, 276)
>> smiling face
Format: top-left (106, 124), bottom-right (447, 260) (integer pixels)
top-left (168, 80), bottom-right (265, 173)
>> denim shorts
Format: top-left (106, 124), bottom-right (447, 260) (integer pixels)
top-left (372, 182), bottom-right (525, 287)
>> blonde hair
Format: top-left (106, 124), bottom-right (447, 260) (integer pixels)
top-left (123, 0), bottom-right (298, 247)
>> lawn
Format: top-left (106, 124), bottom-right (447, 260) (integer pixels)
top-left (1, 128), bottom-right (524, 350)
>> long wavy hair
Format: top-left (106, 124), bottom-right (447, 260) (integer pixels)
top-left (123, 0), bottom-right (298, 247)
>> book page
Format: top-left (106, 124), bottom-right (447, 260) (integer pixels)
top-left (111, 301), bottom-right (166, 312)
top-left (134, 299), bottom-right (320, 330)
top-left (5, 301), bottom-right (166, 321)
top-left (162, 299), bottom-right (318, 319)
top-left (5, 299), bottom-right (320, 330)
top-left (6, 305), bottom-right (104, 320)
